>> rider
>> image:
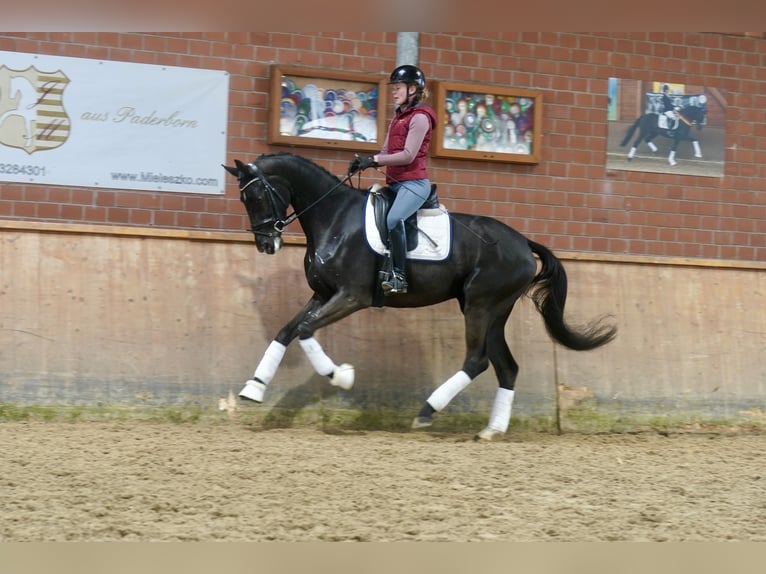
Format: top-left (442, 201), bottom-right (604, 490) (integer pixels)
top-left (660, 83), bottom-right (677, 128)
top-left (348, 64), bottom-right (437, 295)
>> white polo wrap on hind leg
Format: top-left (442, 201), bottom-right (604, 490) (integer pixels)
top-left (487, 388), bottom-right (515, 433)
top-left (299, 337), bottom-right (336, 377)
top-left (427, 371), bottom-right (472, 412)
top-left (253, 340), bottom-right (287, 384)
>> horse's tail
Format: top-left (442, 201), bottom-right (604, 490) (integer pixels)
top-left (619, 117), bottom-right (642, 147)
top-left (526, 240), bottom-right (617, 351)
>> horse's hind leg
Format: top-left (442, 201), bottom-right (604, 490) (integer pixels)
top-left (412, 297), bottom-right (524, 435)
top-left (476, 308), bottom-right (519, 441)
top-left (411, 304), bottom-right (493, 430)
top-left (668, 139), bottom-right (680, 166)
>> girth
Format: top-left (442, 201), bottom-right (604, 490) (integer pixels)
top-left (371, 184), bottom-right (439, 248)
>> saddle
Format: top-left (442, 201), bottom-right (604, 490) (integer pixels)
top-left (369, 183), bottom-right (440, 249)
top-left (658, 113), bottom-right (678, 131)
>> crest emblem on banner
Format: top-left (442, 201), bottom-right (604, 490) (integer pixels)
top-left (0, 65), bottom-right (71, 154)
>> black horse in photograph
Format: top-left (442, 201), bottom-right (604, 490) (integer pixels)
top-left (224, 153), bottom-right (617, 440)
top-left (620, 102), bottom-right (708, 166)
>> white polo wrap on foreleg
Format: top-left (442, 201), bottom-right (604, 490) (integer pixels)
top-left (487, 388), bottom-right (515, 433)
top-left (240, 340), bottom-right (287, 402)
top-left (427, 370), bottom-right (472, 412)
top-left (299, 337), bottom-right (336, 377)
top-left (253, 340), bottom-right (287, 384)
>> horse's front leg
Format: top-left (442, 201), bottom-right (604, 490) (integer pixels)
top-left (293, 289), bottom-right (369, 390)
top-left (239, 291), bottom-right (365, 402)
top-left (238, 296), bottom-right (323, 402)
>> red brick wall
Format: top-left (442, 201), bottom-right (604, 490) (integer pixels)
top-left (1, 32), bottom-right (764, 262)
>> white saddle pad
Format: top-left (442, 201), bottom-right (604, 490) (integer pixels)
top-left (364, 193), bottom-right (451, 261)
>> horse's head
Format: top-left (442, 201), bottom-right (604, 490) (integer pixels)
top-left (223, 158), bottom-right (290, 254)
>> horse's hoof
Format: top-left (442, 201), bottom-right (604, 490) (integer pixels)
top-left (475, 426), bottom-right (504, 441)
top-left (626, 157), bottom-right (632, 162)
top-left (239, 380), bottom-right (266, 403)
top-left (411, 416), bottom-right (433, 429)
top-left (331, 363), bottom-right (355, 390)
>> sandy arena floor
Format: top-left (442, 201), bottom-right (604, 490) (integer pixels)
top-left (1, 421), bottom-right (764, 542)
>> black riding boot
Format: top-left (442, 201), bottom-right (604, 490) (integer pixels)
top-left (381, 220), bottom-right (408, 294)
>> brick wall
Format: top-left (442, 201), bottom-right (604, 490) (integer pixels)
top-left (1, 32), bottom-right (764, 262)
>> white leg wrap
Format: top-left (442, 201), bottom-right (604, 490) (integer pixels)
top-left (487, 388), bottom-right (515, 432)
top-left (427, 371), bottom-right (472, 412)
top-left (693, 140), bottom-right (702, 158)
top-left (239, 340), bottom-right (287, 403)
top-left (299, 337), bottom-right (336, 377)
top-left (627, 147), bottom-right (636, 159)
top-left (477, 388), bottom-right (515, 440)
top-left (647, 141), bottom-right (658, 152)
top-left (253, 340), bottom-right (287, 384)
top-left (668, 151), bottom-right (677, 166)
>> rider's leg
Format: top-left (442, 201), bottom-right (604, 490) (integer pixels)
top-left (382, 219), bottom-right (408, 293)
top-left (382, 179), bottom-right (430, 295)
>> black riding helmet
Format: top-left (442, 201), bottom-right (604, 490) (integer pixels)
top-left (388, 64), bottom-right (426, 91)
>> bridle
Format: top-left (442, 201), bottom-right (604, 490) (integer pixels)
top-left (239, 162), bottom-right (295, 238)
top-left (238, 161), bottom-right (354, 237)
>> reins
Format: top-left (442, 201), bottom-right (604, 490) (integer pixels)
top-left (244, 160), bottom-right (496, 247)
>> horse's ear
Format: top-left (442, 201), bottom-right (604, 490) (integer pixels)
top-left (222, 164), bottom-right (238, 177)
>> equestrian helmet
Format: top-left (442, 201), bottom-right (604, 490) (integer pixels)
top-left (388, 65), bottom-right (426, 90)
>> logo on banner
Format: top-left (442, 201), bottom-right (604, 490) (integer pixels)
top-left (0, 65), bottom-right (71, 154)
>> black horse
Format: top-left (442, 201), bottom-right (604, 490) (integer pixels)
top-left (224, 153), bottom-right (616, 440)
top-left (620, 103), bottom-right (707, 166)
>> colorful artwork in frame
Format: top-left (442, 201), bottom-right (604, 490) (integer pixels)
top-left (268, 65), bottom-right (387, 153)
top-left (432, 81), bottom-right (542, 164)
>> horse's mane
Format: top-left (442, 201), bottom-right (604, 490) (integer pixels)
top-left (257, 152), bottom-right (343, 184)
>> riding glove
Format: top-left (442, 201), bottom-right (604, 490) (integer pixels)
top-left (348, 155), bottom-right (377, 174)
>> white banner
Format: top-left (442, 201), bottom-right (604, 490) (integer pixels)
top-left (0, 51), bottom-right (229, 194)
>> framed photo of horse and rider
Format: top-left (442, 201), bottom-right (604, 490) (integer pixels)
top-left (269, 66), bottom-right (724, 176)
top-left (606, 78), bottom-right (726, 177)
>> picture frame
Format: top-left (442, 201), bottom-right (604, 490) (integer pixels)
top-left (605, 77), bottom-right (725, 177)
top-left (268, 65), bottom-right (388, 153)
top-left (432, 81), bottom-right (543, 164)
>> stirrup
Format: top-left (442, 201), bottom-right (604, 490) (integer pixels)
top-left (382, 272), bottom-right (407, 294)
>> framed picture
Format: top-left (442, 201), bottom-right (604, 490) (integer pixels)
top-left (432, 81), bottom-right (542, 164)
top-left (268, 65), bottom-right (388, 153)
top-left (605, 77), bottom-right (725, 177)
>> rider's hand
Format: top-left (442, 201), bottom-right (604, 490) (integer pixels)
top-left (348, 155), bottom-right (377, 175)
